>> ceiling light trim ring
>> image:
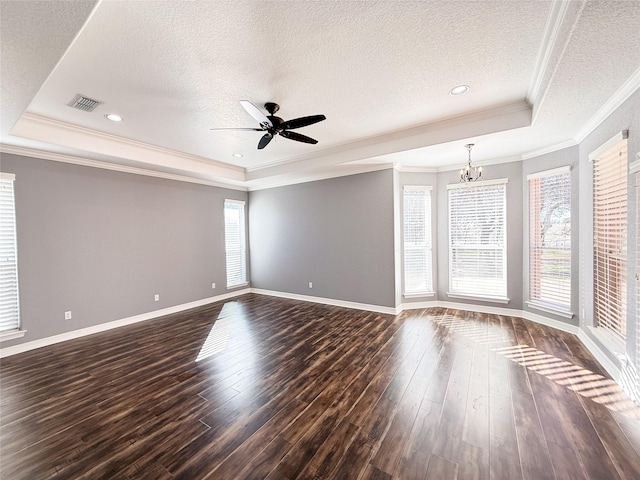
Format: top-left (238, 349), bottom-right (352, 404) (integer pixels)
top-left (450, 85), bottom-right (470, 96)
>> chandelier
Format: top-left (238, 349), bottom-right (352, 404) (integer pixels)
top-left (459, 143), bottom-right (482, 183)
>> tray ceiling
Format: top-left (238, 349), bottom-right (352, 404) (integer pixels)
top-left (1, 0), bottom-right (639, 189)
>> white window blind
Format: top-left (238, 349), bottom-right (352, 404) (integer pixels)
top-left (636, 171), bottom-right (640, 374)
top-left (224, 200), bottom-right (247, 288)
top-left (0, 173), bottom-right (20, 333)
top-left (593, 136), bottom-right (627, 340)
top-left (528, 167), bottom-right (571, 313)
top-left (403, 186), bottom-right (433, 295)
top-left (448, 179), bottom-right (507, 299)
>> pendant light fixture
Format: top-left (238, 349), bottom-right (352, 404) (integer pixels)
top-left (459, 143), bottom-right (482, 183)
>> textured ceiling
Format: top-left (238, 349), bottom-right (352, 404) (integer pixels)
top-left (1, 0), bottom-right (639, 189)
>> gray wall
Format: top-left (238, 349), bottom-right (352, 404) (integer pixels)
top-left (577, 88), bottom-right (640, 366)
top-left (1, 153), bottom-right (247, 347)
top-left (436, 161), bottom-right (524, 310)
top-left (248, 169), bottom-right (396, 308)
top-left (522, 145), bottom-right (580, 326)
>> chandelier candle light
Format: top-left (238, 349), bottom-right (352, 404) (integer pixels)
top-left (460, 143), bottom-right (482, 183)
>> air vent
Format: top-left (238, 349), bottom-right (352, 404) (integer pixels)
top-left (69, 94), bottom-right (102, 112)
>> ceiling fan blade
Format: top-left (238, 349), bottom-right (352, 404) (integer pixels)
top-left (257, 133), bottom-right (273, 149)
top-left (280, 114), bottom-right (326, 130)
top-left (210, 127), bottom-right (265, 131)
top-left (240, 100), bottom-right (272, 128)
top-left (279, 130), bottom-right (318, 144)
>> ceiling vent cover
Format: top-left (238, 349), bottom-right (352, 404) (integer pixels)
top-left (69, 94), bottom-right (102, 112)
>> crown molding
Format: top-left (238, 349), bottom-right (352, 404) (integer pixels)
top-left (435, 154), bottom-right (522, 173)
top-left (523, 66), bottom-right (639, 161)
top-left (10, 113), bottom-right (245, 181)
top-left (575, 66), bottom-right (640, 143)
top-left (0, 144), bottom-right (248, 191)
top-left (528, 0), bottom-right (575, 105)
top-left (246, 162), bottom-right (394, 191)
top-left (394, 165), bottom-right (438, 174)
top-left (521, 138), bottom-right (577, 160)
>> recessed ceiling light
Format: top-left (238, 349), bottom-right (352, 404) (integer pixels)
top-left (449, 85), bottom-right (470, 96)
top-left (105, 113), bottom-right (122, 122)
top-left (232, 153), bottom-right (244, 158)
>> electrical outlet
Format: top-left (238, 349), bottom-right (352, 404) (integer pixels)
top-left (154, 294), bottom-right (160, 302)
top-left (64, 311), bottom-right (72, 320)
top-left (309, 282), bottom-right (313, 288)
top-left (212, 283), bottom-right (216, 289)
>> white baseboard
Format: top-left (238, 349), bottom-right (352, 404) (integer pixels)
top-left (620, 355), bottom-right (640, 405)
top-left (250, 288), bottom-right (399, 315)
top-left (0, 288), bottom-right (250, 358)
top-left (577, 328), bottom-right (622, 380)
top-left (577, 329), bottom-right (640, 405)
top-left (397, 300), bottom-right (439, 310)
top-left (520, 309), bottom-right (579, 335)
top-left (256, 293), bottom-right (580, 335)
top-left (400, 300), bottom-right (579, 335)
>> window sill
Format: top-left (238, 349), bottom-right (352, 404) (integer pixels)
top-left (0, 329), bottom-right (27, 342)
top-left (403, 292), bottom-right (435, 299)
top-left (526, 301), bottom-right (574, 319)
top-left (227, 282), bottom-right (249, 290)
top-left (446, 292), bottom-right (510, 304)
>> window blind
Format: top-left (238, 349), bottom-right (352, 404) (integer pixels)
top-left (403, 186), bottom-right (433, 295)
top-left (636, 171), bottom-right (640, 373)
top-left (0, 173), bottom-right (20, 333)
top-left (593, 136), bottom-right (627, 340)
top-left (528, 167), bottom-right (571, 312)
top-left (224, 200), bottom-right (247, 288)
top-left (448, 180), bottom-right (507, 298)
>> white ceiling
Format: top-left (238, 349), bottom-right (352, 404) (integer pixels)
top-left (1, 0), bottom-right (639, 189)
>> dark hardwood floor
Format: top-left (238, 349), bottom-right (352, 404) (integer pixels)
top-left (1, 293), bottom-right (639, 479)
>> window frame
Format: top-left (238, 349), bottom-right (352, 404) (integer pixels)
top-left (0, 172), bottom-right (24, 340)
top-left (447, 178), bottom-right (509, 303)
top-left (526, 166), bottom-right (572, 317)
top-left (402, 185), bottom-right (434, 297)
top-left (636, 167), bottom-right (640, 377)
top-left (590, 132), bottom-right (628, 341)
top-left (223, 199), bottom-right (248, 289)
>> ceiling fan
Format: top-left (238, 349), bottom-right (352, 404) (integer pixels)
top-left (211, 101), bottom-right (326, 149)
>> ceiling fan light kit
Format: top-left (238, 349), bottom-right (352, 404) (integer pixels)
top-left (211, 101), bottom-right (326, 150)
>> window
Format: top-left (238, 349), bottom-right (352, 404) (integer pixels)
top-left (636, 170), bottom-right (640, 375)
top-left (592, 133), bottom-right (627, 340)
top-left (1, 173), bottom-right (20, 334)
top-left (528, 167), bottom-right (572, 314)
top-left (448, 179), bottom-right (507, 300)
top-left (224, 199), bottom-right (247, 288)
top-left (403, 186), bottom-right (433, 295)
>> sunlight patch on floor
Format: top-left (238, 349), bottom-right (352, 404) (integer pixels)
top-left (493, 344), bottom-right (640, 419)
top-left (195, 302), bottom-right (240, 362)
top-left (434, 313), bottom-right (506, 345)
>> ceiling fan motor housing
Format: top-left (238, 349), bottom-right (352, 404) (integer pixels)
top-left (267, 116), bottom-right (284, 132)
top-left (264, 102), bottom-right (280, 115)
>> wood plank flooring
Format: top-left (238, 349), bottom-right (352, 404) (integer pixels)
top-left (1, 293), bottom-right (639, 479)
